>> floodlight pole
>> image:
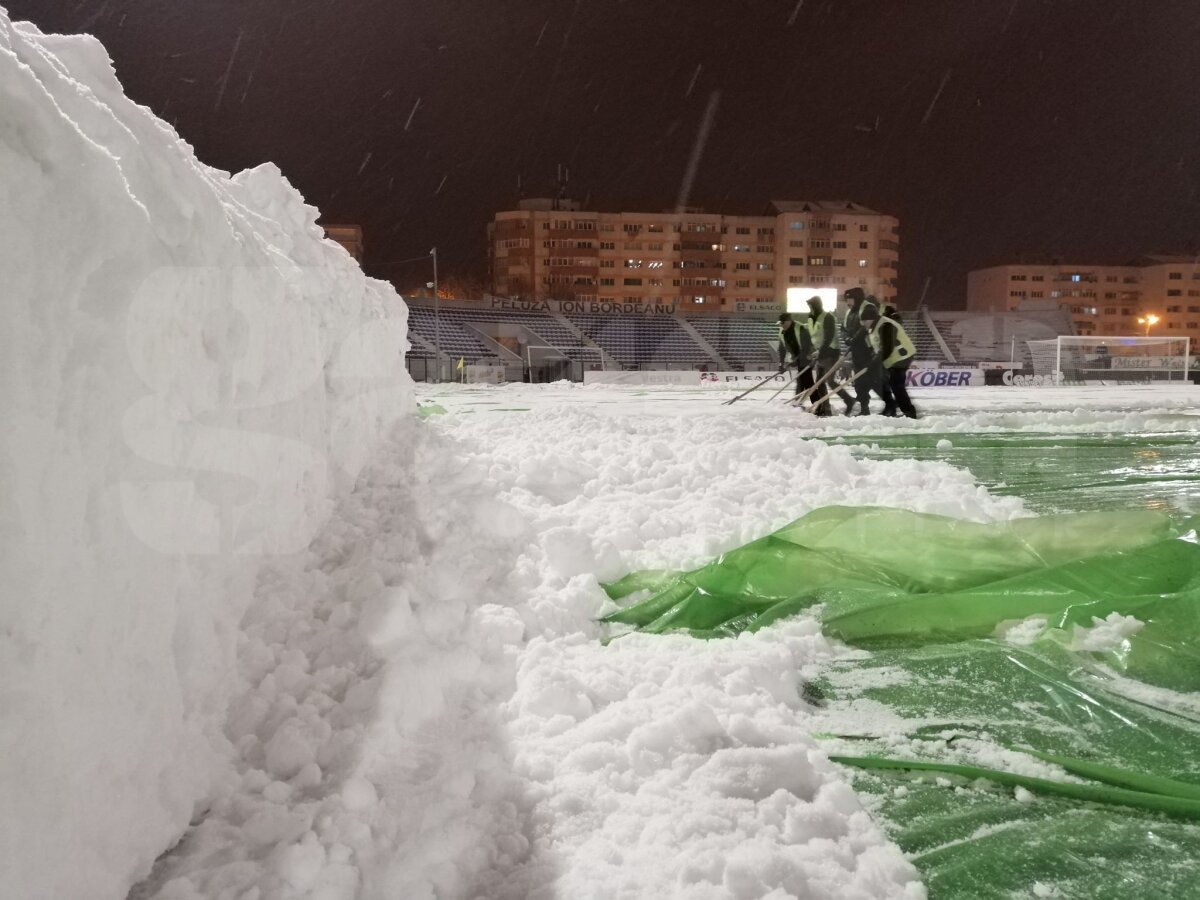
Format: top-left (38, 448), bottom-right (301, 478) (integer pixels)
top-left (431, 247), bottom-right (440, 382)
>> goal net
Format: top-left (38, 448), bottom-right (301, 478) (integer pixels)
top-left (1026, 336), bottom-right (1191, 383)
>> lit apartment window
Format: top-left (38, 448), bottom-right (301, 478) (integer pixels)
top-left (809, 256), bottom-right (830, 266)
top-left (858, 260), bottom-right (869, 268)
top-left (788, 221), bottom-right (805, 230)
top-left (733, 244), bottom-right (750, 252)
top-left (624, 259), bottom-right (643, 268)
top-left (1070, 274), bottom-right (1082, 282)
top-left (756, 262), bottom-right (774, 270)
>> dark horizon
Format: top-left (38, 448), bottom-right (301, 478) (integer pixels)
top-left (9, 0), bottom-right (1199, 307)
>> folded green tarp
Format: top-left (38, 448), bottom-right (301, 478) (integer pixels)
top-left (602, 506), bottom-right (1200, 897)
top-left (602, 506), bottom-right (1200, 691)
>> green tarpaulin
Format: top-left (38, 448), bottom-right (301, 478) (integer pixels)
top-left (602, 505), bottom-right (1200, 897)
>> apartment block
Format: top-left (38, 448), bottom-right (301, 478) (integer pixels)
top-left (968, 255), bottom-right (1200, 347)
top-left (488, 199), bottom-right (899, 314)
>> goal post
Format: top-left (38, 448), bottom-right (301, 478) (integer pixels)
top-left (1026, 336), bottom-right (1191, 383)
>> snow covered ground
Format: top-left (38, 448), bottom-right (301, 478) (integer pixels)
top-left (126, 381), bottom-right (1197, 899)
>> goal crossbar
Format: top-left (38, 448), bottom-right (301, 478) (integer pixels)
top-left (1026, 336), bottom-right (1190, 382)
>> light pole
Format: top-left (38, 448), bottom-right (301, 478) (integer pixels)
top-left (1137, 313), bottom-right (1159, 336)
top-left (431, 246), bottom-right (440, 381)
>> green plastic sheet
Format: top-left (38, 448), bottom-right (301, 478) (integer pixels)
top-left (602, 506), bottom-right (1200, 897)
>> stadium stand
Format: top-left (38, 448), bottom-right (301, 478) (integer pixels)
top-left (407, 305), bottom-right (493, 361)
top-left (929, 308), bottom-right (1075, 367)
top-left (566, 314), bottom-right (713, 369)
top-left (407, 304), bottom-right (606, 369)
top-left (404, 300), bottom-right (1075, 379)
top-left (683, 315), bottom-right (778, 371)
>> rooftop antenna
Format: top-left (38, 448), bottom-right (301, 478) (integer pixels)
top-left (554, 163), bottom-right (570, 209)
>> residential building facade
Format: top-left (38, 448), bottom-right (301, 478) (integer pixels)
top-left (488, 199), bottom-right (899, 314)
top-left (968, 255), bottom-right (1200, 348)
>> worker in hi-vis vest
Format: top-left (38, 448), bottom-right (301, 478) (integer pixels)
top-left (777, 313), bottom-right (815, 397)
top-left (860, 304), bottom-right (919, 418)
top-left (804, 295), bottom-right (855, 416)
top-left (841, 287), bottom-right (888, 415)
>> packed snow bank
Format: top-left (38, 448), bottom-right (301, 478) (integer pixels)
top-left (0, 13), bottom-right (410, 899)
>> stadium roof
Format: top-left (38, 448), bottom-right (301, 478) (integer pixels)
top-left (767, 200), bottom-right (883, 215)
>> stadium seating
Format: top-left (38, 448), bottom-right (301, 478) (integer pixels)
top-left (567, 314), bottom-right (713, 369)
top-left (683, 315), bottom-right (778, 371)
top-left (929, 310), bottom-right (1074, 367)
top-left (404, 302), bottom-right (1073, 377)
top-left (406, 304), bottom-right (605, 368)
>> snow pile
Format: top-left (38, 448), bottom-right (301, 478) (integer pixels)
top-left (0, 14), bottom-right (409, 899)
top-left (502, 624), bottom-right (924, 898)
top-left (134, 426), bottom-right (532, 899)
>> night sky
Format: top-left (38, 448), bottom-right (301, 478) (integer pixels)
top-left (10, 0), bottom-right (1199, 306)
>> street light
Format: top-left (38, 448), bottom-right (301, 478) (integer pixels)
top-left (376, 248), bottom-right (442, 382)
top-left (430, 247), bottom-right (440, 381)
top-left (1137, 313), bottom-right (1160, 336)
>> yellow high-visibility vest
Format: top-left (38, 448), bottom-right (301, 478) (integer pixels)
top-left (868, 315), bottom-right (916, 368)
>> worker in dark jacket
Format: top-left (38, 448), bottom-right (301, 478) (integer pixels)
top-left (805, 296), bottom-right (854, 416)
top-left (777, 313), bottom-right (815, 397)
top-left (861, 304), bottom-right (918, 418)
top-left (841, 287), bottom-right (886, 415)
